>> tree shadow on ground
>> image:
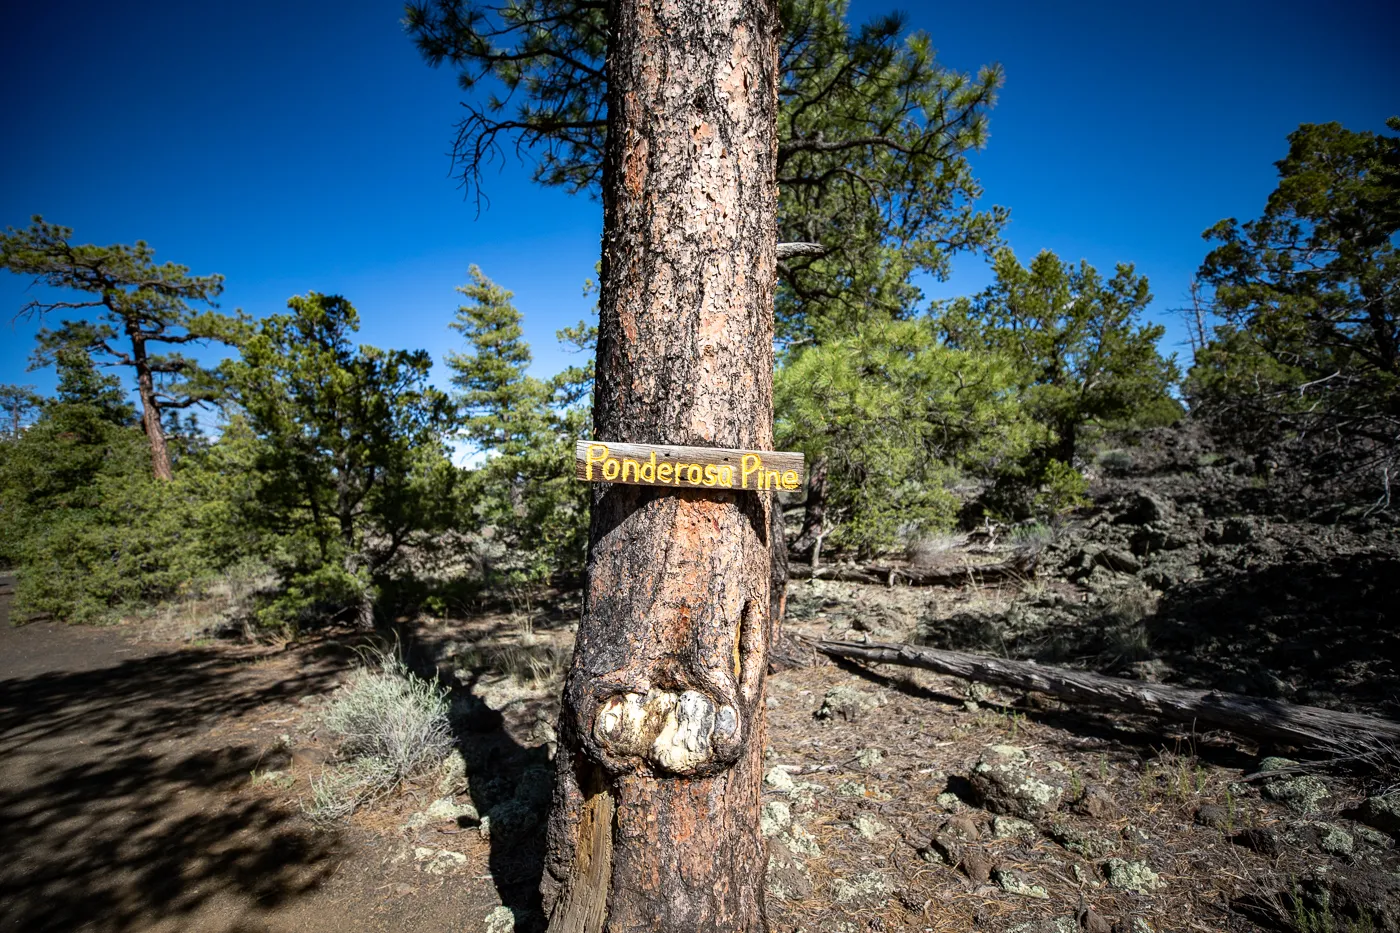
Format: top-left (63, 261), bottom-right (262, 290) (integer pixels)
top-left (0, 625), bottom-right (348, 933)
top-left (397, 623), bottom-right (554, 931)
top-left (1146, 553), bottom-right (1400, 719)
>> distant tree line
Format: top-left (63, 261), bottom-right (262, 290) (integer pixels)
top-left (0, 0), bottom-right (1391, 627)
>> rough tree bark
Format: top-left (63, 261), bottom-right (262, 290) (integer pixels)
top-left (127, 330), bottom-right (174, 482)
top-left (541, 0), bottom-right (780, 930)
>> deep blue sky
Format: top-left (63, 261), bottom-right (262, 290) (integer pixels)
top-left (2, 0), bottom-right (1395, 408)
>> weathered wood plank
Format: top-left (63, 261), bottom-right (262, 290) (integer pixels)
top-left (806, 636), bottom-right (1400, 750)
top-left (573, 439), bottom-right (804, 492)
top-left (787, 551), bottom-right (1038, 586)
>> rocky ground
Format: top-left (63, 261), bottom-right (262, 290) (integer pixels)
top-left (4, 423), bottom-right (1398, 932)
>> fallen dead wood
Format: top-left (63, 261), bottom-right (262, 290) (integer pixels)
top-left (806, 636), bottom-right (1400, 752)
top-left (788, 550), bottom-right (1038, 587)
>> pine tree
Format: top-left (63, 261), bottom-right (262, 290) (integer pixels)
top-left (777, 319), bottom-right (1040, 558)
top-left (941, 248), bottom-right (1180, 467)
top-left (0, 218), bottom-right (244, 480)
top-left (1189, 117), bottom-right (1400, 475)
top-left (445, 267), bottom-right (590, 585)
top-left (225, 293), bottom-right (455, 628)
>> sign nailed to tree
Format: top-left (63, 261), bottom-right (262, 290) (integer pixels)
top-left (575, 440), bottom-right (805, 492)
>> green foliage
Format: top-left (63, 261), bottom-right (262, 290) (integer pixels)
top-left (0, 384), bottom-right (42, 440)
top-left (0, 217), bottom-right (245, 478)
top-left (773, 0), bottom-right (1005, 345)
top-left (775, 319), bottom-right (1039, 555)
top-left (446, 267), bottom-right (590, 586)
top-left (941, 247), bottom-right (1181, 465)
top-left (1188, 117), bottom-right (1400, 471)
top-left (225, 293), bottom-right (456, 628)
top-left (0, 352), bottom-right (218, 622)
top-left (406, 0), bottom-right (1005, 345)
top-left (1033, 459), bottom-right (1090, 517)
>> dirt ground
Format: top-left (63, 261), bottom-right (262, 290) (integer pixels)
top-left (3, 426), bottom-right (1399, 933)
top-left (0, 614), bottom-right (499, 933)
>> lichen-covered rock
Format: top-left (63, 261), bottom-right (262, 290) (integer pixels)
top-left (830, 870), bottom-right (892, 905)
top-left (1103, 858), bottom-right (1164, 894)
top-left (1317, 823), bottom-right (1354, 856)
top-left (936, 791), bottom-right (967, 813)
top-left (994, 867), bottom-right (1049, 899)
top-left (414, 847), bottom-right (468, 875)
top-left (1262, 774), bottom-right (1331, 815)
top-left (780, 823), bottom-right (821, 857)
top-left (765, 842), bottom-right (813, 900)
top-left (815, 686), bottom-right (878, 722)
top-left (1051, 824), bottom-right (1113, 859)
top-left (764, 766), bottom-right (796, 791)
top-left (854, 815), bottom-right (888, 840)
top-left (856, 747), bottom-right (884, 769)
top-left (1360, 795), bottom-right (1400, 836)
top-left (969, 745), bottom-right (1064, 819)
top-left (1353, 825), bottom-right (1395, 850)
top-left (992, 816), bottom-right (1037, 840)
top-left (483, 905), bottom-right (515, 933)
top-left (761, 801), bottom-right (792, 838)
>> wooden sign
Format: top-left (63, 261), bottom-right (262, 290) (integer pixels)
top-left (574, 440), bottom-right (805, 492)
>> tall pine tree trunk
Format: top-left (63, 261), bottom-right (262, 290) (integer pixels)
top-left (129, 332), bottom-right (173, 481)
top-left (541, 0), bottom-right (779, 929)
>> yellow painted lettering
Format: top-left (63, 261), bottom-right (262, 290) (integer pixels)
top-left (640, 452), bottom-right (657, 482)
top-left (781, 470), bottom-right (799, 490)
top-left (621, 458), bottom-right (641, 482)
top-left (717, 465), bottom-right (734, 486)
top-left (686, 464), bottom-right (702, 485)
top-left (741, 454), bottom-right (761, 489)
top-left (703, 464), bottom-right (718, 486)
top-left (602, 458), bottom-right (620, 480)
top-left (764, 470), bottom-right (779, 490)
top-left (657, 462), bottom-right (673, 483)
top-left (586, 444), bottom-right (609, 480)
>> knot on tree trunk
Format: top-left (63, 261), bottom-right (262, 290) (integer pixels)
top-left (573, 596), bottom-right (768, 778)
top-left (593, 688), bottom-right (741, 774)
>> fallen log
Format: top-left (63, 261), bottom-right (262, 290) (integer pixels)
top-left (788, 550), bottom-right (1038, 587)
top-left (806, 636), bottom-right (1400, 752)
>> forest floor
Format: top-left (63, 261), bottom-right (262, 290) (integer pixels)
top-left (3, 425), bottom-right (1399, 933)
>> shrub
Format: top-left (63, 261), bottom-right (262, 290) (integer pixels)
top-left (308, 648), bottom-right (453, 820)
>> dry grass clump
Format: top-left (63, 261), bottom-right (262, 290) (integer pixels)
top-left (307, 647), bottom-right (453, 821)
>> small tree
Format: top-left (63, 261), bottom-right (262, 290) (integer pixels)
top-left (0, 384), bottom-right (42, 441)
top-left (0, 351), bottom-right (215, 621)
top-left (0, 218), bottom-right (243, 480)
top-left (225, 292), bottom-right (455, 629)
top-left (445, 266), bottom-right (590, 587)
top-left (941, 247), bottom-right (1180, 466)
top-left (1190, 118), bottom-right (1400, 474)
top-left (777, 319), bottom-right (1039, 559)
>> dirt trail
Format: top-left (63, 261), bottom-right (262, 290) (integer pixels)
top-left (0, 610), bottom-right (477, 933)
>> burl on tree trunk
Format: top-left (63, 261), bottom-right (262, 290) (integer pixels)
top-left (540, 0), bottom-right (780, 931)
